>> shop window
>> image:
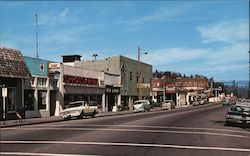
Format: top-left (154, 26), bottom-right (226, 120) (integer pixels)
top-left (37, 78), bottom-right (47, 87)
top-left (6, 88), bottom-right (16, 112)
top-left (130, 71), bottom-right (133, 81)
top-left (38, 90), bottom-right (46, 110)
top-left (24, 90), bottom-right (35, 110)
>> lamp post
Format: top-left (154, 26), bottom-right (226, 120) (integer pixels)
top-left (137, 46), bottom-right (148, 100)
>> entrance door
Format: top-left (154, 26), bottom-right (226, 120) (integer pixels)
top-left (107, 94), bottom-right (115, 112)
top-left (50, 91), bottom-right (56, 116)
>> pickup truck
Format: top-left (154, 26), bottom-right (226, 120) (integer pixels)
top-left (60, 101), bottom-right (99, 120)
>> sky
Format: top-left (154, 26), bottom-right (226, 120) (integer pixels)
top-left (0, 0), bottom-right (249, 81)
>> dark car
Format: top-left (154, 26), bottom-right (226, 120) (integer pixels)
top-left (150, 101), bottom-right (161, 108)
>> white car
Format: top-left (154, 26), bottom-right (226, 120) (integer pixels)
top-left (60, 101), bottom-right (99, 120)
top-left (133, 100), bottom-right (151, 112)
top-left (162, 100), bottom-right (175, 110)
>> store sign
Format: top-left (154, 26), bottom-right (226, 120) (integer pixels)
top-left (166, 86), bottom-right (176, 93)
top-left (105, 87), bottom-right (120, 94)
top-left (63, 75), bottom-right (98, 86)
top-left (49, 63), bottom-right (60, 74)
top-left (137, 83), bottom-right (151, 89)
top-left (2, 87), bottom-right (7, 97)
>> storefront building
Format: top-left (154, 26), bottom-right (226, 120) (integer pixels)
top-left (49, 62), bottom-right (121, 115)
top-left (23, 56), bottom-right (57, 118)
top-left (0, 47), bottom-right (31, 120)
top-left (74, 55), bottom-right (152, 111)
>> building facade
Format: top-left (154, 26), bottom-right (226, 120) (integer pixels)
top-left (49, 63), bottom-right (121, 115)
top-left (0, 47), bottom-right (31, 120)
top-left (151, 76), bottom-right (209, 107)
top-left (23, 56), bottom-right (57, 118)
top-left (74, 55), bottom-right (153, 110)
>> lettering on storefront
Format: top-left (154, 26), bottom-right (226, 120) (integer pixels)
top-left (63, 75), bottom-right (98, 86)
top-left (105, 87), bottom-right (120, 94)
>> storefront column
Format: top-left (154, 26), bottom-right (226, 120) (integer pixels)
top-left (46, 89), bottom-right (50, 111)
top-left (102, 94), bottom-right (106, 112)
top-left (21, 79), bottom-right (24, 107)
top-left (55, 64), bottom-right (64, 116)
top-left (34, 89), bottom-right (38, 111)
top-left (129, 96), bottom-right (133, 111)
top-left (117, 94), bottom-right (121, 108)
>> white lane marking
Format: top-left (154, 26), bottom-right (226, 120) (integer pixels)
top-left (22, 124), bottom-right (250, 135)
top-left (0, 152), bottom-right (100, 156)
top-left (1, 140), bottom-right (250, 152)
top-left (4, 127), bottom-right (249, 139)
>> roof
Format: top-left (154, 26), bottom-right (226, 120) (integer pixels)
top-left (0, 47), bottom-right (31, 79)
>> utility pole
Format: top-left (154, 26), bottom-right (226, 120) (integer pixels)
top-left (36, 13), bottom-right (39, 59)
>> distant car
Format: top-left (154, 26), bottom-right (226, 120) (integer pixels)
top-left (60, 101), bottom-right (99, 120)
top-left (192, 100), bottom-right (200, 106)
top-left (162, 100), bottom-right (175, 110)
top-left (221, 99), bottom-right (230, 106)
top-left (225, 106), bottom-right (250, 126)
top-left (199, 100), bottom-right (205, 105)
top-left (150, 101), bottom-right (161, 108)
top-left (133, 100), bottom-right (151, 112)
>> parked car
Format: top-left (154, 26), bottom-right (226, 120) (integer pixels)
top-left (192, 100), bottom-right (200, 106)
top-left (225, 106), bottom-right (250, 126)
top-left (150, 101), bottom-right (161, 108)
top-left (60, 101), bottom-right (99, 120)
top-left (133, 100), bottom-right (151, 112)
top-left (162, 100), bottom-right (175, 110)
top-left (221, 99), bottom-right (230, 106)
top-left (199, 100), bottom-right (205, 105)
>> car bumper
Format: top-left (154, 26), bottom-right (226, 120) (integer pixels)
top-left (61, 111), bottom-right (81, 119)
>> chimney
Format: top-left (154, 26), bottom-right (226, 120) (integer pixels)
top-left (61, 55), bottom-right (82, 63)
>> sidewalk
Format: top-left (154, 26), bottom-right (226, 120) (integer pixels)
top-left (0, 109), bottom-right (140, 128)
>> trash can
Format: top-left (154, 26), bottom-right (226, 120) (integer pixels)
top-left (16, 106), bottom-right (26, 122)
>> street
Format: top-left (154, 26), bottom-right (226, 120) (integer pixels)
top-left (1, 104), bottom-right (250, 156)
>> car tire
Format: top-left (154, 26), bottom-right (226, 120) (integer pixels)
top-left (79, 111), bottom-right (84, 119)
top-left (92, 111), bottom-right (96, 118)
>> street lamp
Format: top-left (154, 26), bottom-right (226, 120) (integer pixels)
top-left (138, 46), bottom-right (148, 100)
top-left (92, 54), bottom-right (98, 70)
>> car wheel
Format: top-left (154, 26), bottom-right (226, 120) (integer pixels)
top-left (79, 111), bottom-right (84, 119)
top-left (92, 111), bottom-right (96, 118)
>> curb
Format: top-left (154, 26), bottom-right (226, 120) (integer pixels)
top-left (0, 107), bottom-right (171, 128)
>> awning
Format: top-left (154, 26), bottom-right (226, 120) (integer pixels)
top-left (0, 47), bottom-right (31, 79)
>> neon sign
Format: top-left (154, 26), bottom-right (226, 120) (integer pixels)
top-left (63, 75), bottom-right (98, 86)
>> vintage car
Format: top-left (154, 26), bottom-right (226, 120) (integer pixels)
top-left (192, 100), bottom-right (200, 106)
top-left (60, 101), bottom-right (99, 120)
top-left (133, 100), bottom-right (151, 112)
top-left (225, 105), bottom-right (250, 126)
top-left (162, 100), bottom-right (175, 110)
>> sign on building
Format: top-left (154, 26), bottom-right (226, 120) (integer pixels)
top-left (137, 83), bottom-right (151, 89)
top-left (2, 87), bottom-right (7, 97)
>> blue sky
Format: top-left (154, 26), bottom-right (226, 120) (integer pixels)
top-left (0, 1), bottom-right (249, 81)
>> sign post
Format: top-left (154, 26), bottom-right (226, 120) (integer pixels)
top-left (2, 87), bottom-right (7, 124)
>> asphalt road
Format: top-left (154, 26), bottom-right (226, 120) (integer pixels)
top-left (1, 104), bottom-right (250, 156)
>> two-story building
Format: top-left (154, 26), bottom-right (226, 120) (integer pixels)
top-left (74, 55), bottom-right (153, 111)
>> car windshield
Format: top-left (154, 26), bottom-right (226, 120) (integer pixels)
top-left (68, 102), bottom-right (83, 108)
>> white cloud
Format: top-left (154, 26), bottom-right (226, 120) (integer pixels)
top-left (126, 3), bottom-right (192, 27)
top-left (39, 8), bottom-right (79, 26)
top-left (196, 19), bottom-right (248, 44)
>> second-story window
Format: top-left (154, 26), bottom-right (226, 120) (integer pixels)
top-left (37, 78), bottom-right (47, 87)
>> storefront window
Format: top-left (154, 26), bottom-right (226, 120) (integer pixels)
top-left (38, 90), bottom-right (46, 110)
top-left (24, 90), bottom-right (35, 110)
top-left (6, 88), bottom-right (16, 112)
